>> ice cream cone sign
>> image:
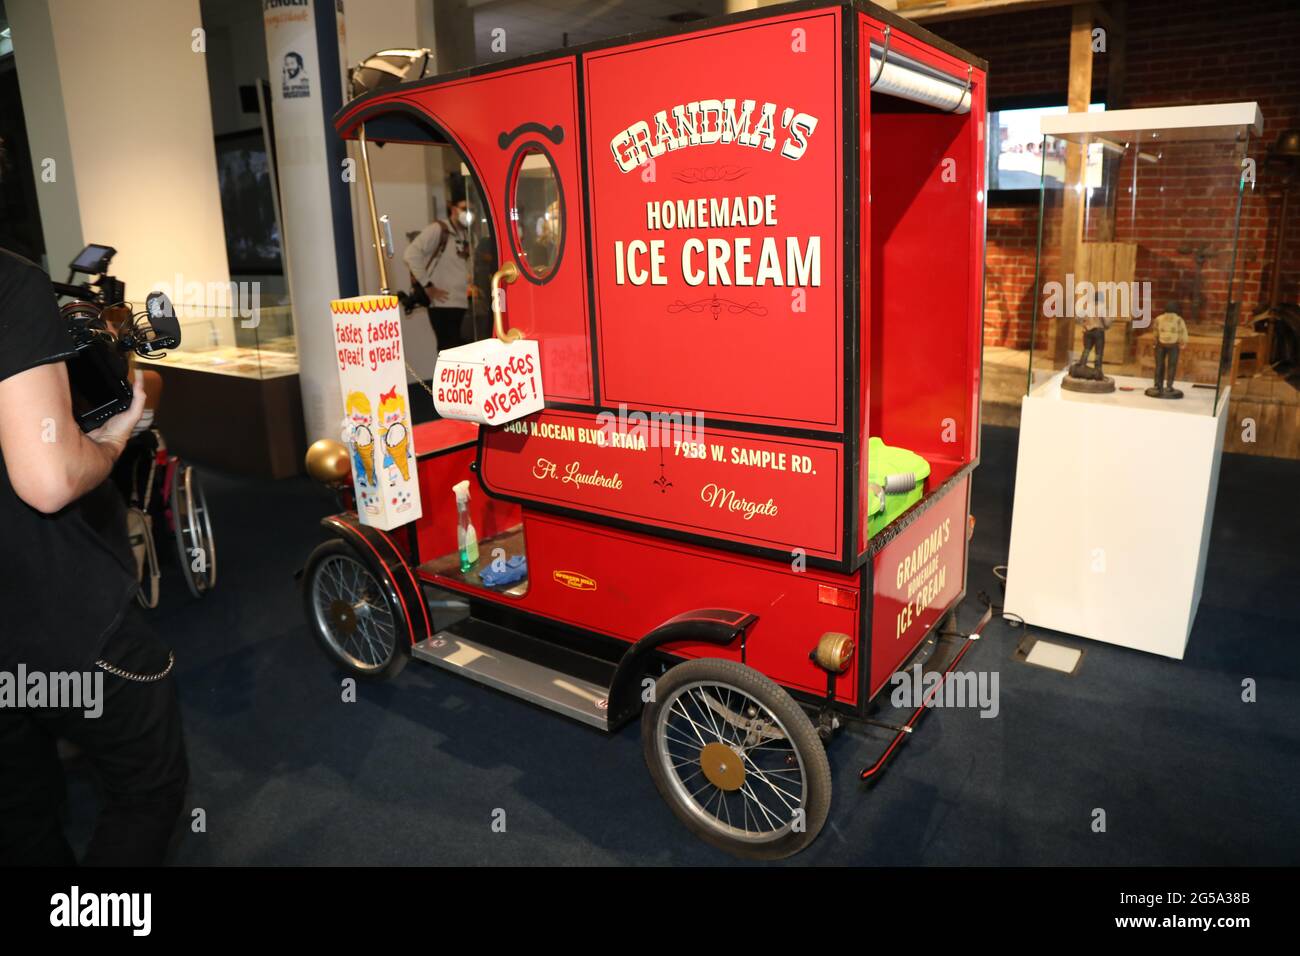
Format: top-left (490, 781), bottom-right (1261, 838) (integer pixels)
top-left (344, 390), bottom-right (377, 485)
top-left (379, 387), bottom-right (413, 485)
top-left (330, 295), bottom-right (422, 530)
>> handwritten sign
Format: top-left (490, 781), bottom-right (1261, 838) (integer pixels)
top-left (331, 295), bottom-right (422, 531)
top-left (432, 338), bottom-right (544, 426)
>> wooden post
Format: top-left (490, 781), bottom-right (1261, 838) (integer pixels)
top-left (1052, 3), bottom-right (1096, 365)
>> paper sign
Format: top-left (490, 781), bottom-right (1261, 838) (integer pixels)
top-left (432, 337), bottom-right (544, 426)
top-left (331, 294), bottom-right (422, 530)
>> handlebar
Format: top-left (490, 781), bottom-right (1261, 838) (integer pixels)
top-left (52, 280), bottom-right (100, 302)
top-left (53, 274), bottom-right (126, 308)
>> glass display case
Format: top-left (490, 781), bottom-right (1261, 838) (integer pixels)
top-left (1028, 103), bottom-right (1264, 413)
top-left (1006, 104), bottom-right (1264, 660)
top-left (146, 293), bottom-right (305, 479)
top-left (155, 297), bottom-right (298, 379)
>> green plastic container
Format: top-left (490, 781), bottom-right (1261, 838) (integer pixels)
top-left (865, 437), bottom-right (930, 538)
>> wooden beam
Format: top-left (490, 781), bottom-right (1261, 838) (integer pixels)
top-left (1068, 4), bottom-right (1097, 115)
top-left (898, 0), bottom-right (1077, 23)
top-left (1052, 2), bottom-right (1097, 364)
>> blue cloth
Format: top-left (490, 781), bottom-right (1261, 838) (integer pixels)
top-left (480, 555), bottom-right (527, 588)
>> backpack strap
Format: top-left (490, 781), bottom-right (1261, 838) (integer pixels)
top-left (419, 219), bottom-right (453, 278)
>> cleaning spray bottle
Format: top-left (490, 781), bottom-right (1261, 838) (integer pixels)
top-left (452, 480), bottom-right (479, 573)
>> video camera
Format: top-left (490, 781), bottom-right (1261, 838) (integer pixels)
top-left (395, 281), bottom-right (431, 315)
top-left (53, 244), bottom-right (182, 431)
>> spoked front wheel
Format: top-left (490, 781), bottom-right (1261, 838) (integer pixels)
top-left (303, 540), bottom-right (407, 680)
top-left (642, 658), bottom-right (831, 860)
top-left (170, 463), bottom-right (217, 597)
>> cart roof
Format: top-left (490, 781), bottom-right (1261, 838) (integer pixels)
top-left (333, 0), bottom-right (986, 142)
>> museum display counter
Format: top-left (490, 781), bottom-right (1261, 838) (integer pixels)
top-left (151, 302), bottom-right (305, 478)
top-left (1006, 102), bottom-right (1261, 657)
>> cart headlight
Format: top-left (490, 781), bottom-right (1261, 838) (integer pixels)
top-left (306, 438), bottom-right (352, 486)
top-left (813, 632), bottom-right (855, 674)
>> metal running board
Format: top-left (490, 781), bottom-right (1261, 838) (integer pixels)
top-left (411, 623), bottom-right (611, 730)
top-left (860, 602), bottom-right (993, 780)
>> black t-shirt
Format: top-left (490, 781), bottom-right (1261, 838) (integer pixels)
top-left (0, 248), bottom-right (137, 672)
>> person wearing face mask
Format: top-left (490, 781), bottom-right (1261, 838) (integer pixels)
top-left (403, 177), bottom-right (475, 354)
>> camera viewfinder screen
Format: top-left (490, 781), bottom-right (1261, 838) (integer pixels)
top-left (70, 244), bottom-right (115, 275)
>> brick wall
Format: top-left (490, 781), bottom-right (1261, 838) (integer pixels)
top-left (929, 0), bottom-right (1300, 350)
top-left (983, 205), bottom-right (1040, 347)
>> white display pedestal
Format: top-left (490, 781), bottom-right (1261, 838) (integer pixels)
top-left (1004, 372), bottom-right (1229, 659)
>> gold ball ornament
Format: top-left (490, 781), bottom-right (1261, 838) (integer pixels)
top-left (305, 439), bottom-right (352, 486)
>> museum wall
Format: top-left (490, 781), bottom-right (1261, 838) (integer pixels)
top-left (7, 0), bottom-right (231, 305)
top-left (930, 0), bottom-right (1300, 353)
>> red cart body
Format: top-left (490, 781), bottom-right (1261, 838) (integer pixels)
top-left (310, 0), bottom-right (986, 857)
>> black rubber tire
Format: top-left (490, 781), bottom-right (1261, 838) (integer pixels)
top-left (302, 539), bottom-right (409, 681)
top-left (171, 464), bottom-right (217, 599)
top-left (641, 658), bottom-right (832, 860)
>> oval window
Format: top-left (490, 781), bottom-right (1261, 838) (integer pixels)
top-left (508, 147), bottom-right (563, 281)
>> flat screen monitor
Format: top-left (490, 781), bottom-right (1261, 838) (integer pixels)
top-left (987, 102), bottom-right (1106, 199)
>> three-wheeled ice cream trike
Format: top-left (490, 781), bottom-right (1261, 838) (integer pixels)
top-left (301, 0), bottom-right (987, 859)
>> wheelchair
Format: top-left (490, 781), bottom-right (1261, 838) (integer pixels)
top-left (50, 241), bottom-right (215, 603)
top-left (111, 427), bottom-right (217, 603)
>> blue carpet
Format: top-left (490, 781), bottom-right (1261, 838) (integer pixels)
top-left (63, 425), bottom-right (1300, 865)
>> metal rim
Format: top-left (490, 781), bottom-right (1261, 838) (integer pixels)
top-left (173, 466), bottom-right (217, 596)
top-left (310, 552), bottom-right (397, 671)
top-left (188, 468), bottom-right (217, 590)
top-left (654, 678), bottom-right (808, 844)
top-left (170, 464), bottom-right (198, 597)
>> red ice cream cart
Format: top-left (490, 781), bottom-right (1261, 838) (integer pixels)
top-left (303, 0), bottom-right (987, 859)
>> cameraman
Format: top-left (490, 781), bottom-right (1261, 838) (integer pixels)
top-left (0, 248), bottom-right (188, 865)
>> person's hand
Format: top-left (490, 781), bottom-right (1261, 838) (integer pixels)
top-left (86, 370), bottom-right (145, 462)
top-left (467, 285), bottom-right (482, 300)
top-left (426, 283), bottom-right (449, 303)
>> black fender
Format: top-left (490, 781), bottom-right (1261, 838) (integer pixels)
top-left (311, 513), bottom-right (431, 646)
top-left (606, 609), bottom-right (757, 730)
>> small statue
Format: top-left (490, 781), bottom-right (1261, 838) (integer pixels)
top-left (1061, 290), bottom-right (1116, 393)
top-left (1145, 303), bottom-right (1188, 399)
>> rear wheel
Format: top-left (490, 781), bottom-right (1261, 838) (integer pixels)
top-left (642, 658), bottom-right (831, 860)
top-left (170, 463), bottom-right (217, 597)
top-left (303, 540), bottom-right (408, 679)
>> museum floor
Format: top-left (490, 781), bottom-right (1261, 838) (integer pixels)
top-left (58, 426), bottom-right (1300, 866)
